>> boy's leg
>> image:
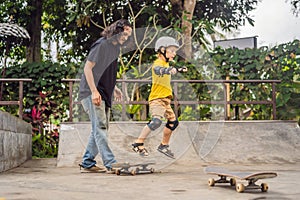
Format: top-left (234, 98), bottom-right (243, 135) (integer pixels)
top-left (157, 99), bottom-right (179, 158)
top-left (161, 117), bottom-right (179, 144)
top-left (161, 126), bottom-right (173, 145)
top-left (132, 99), bottom-right (164, 156)
top-left (161, 97), bottom-right (178, 145)
top-left (132, 116), bottom-right (163, 156)
top-left (157, 118), bottom-right (178, 159)
top-left (135, 125), bottom-right (152, 144)
top-left (132, 125), bottom-right (152, 156)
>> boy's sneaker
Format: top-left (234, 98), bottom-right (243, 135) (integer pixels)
top-left (132, 143), bottom-right (149, 157)
top-left (157, 144), bottom-right (175, 159)
top-left (79, 164), bottom-right (106, 173)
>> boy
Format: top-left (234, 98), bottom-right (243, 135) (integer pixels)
top-left (132, 36), bottom-right (187, 159)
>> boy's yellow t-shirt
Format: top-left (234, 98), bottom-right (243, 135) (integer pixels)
top-left (148, 58), bottom-right (173, 101)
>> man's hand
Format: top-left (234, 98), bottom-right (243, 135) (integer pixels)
top-left (92, 90), bottom-right (102, 106)
top-left (114, 87), bottom-right (123, 102)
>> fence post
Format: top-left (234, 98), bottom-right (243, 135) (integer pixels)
top-left (68, 81), bottom-right (74, 122)
top-left (223, 82), bottom-right (228, 120)
top-left (18, 81), bottom-right (24, 119)
top-left (173, 82), bottom-right (179, 117)
top-left (272, 82), bottom-right (277, 120)
top-left (121, 80), bottom-right (127, 120)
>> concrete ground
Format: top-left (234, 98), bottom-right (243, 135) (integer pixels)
top-left (0, 158), bottom-right (299, 200)
top-left (1, 121), bottom-right (299, 199)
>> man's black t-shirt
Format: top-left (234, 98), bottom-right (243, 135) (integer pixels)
top-left (79, 38), bottom-right (120, 107)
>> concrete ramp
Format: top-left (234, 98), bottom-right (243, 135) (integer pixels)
top-left (192, 121), bottom-right (300, 164)
top-left (58, 121), bottom-right (198, 169)
top-left (57, 121), bottom-right (300, 168)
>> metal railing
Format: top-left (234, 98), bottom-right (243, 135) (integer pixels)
top-left (0, 78), bottom-right (32, 119)
top-left (62, 79), bottom-right (281, 122)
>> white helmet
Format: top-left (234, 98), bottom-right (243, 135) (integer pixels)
top-left (155, 36), bottom-right (179, 52)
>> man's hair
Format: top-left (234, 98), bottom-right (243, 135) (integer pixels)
top-left (101, 19), bottom-right (131, 39)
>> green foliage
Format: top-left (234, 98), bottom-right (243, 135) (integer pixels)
top-left (32, 132), bottom-right (59, 158)
top-left (178, 105), bottom-right (212, 121)
top-left (210, 40), bottom-right (300, 120)
top-left (123, 38), bottom-right (299, 121)
top-left (1, 61), bottom-right (78, 157)
top-left (5, 61), bottom-right (77, 111)
top-left (24, 92), bottom-right (60, 158)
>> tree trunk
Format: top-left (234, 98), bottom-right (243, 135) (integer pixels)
top-left (181, 0), bottom-right (196, 60)
top-left (170, 0), bottom-right (183, 18)
top-left (26, 0), bottom-right (42, 63)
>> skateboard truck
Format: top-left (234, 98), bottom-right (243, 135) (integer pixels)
top-left (205, 166), bottom-right (277, 193)
top-left (208, 175), bottom-right (236, 186)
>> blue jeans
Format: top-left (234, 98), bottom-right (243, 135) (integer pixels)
top-left (80, 96), bottom-right (116, 169)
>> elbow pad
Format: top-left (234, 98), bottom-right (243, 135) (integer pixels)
top-left (154, 66), bottom-right (171, 76)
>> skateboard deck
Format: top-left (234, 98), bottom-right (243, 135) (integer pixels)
top-left (112, 162), bottom-right (156, 176)
top-left (205, 166), bottom-right (277, 193)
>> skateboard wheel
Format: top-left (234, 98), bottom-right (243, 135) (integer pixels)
top-left (208, 178), bottom-right (215, 186)
top-left (230, 178), bottom-right (236, 186)
top-left (150, 168), bottom-right (155, 173)
top-left (116, 169), bottom-right (121, 175)
top-left (236, 183), bottom-right (245, 193)
top-left (261, 183), bottom-right (268, 192)
top-left (130, 169), bottom-right (136, 176)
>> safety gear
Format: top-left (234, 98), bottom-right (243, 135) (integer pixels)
top-left (147, 117), bottom-right (162, 131)
top-left (153, 66), bottom-right (173, 76)
top-left (155, 36), bottom-right (179, 52)
top-left (165, 119), bottom-right (179, 131)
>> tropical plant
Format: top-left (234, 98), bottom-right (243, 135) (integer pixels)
top-left (23, 91), bottom-right (60, 157)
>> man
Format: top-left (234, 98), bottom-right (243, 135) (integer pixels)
top-left (79, 19), bottom-right (132, 173)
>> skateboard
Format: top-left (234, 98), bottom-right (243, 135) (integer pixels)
top-left (112, 162), bottom-right (156, 176)
top-left (205, 166), bottom-right (277, 193)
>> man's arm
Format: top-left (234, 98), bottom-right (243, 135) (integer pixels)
top-left (84, 60), bottom-right (102, 106)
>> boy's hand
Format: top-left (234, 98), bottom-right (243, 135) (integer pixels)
top-left (169, 67), bottom-right (177, 75)
top-left (177, 67), bottom-right (188, 73)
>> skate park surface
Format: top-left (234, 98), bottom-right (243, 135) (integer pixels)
top-left (1, 121), bottom-right (300, 200)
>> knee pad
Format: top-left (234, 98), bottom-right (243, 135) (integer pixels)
top-left (147, 117), bottom-right (162, 131)
top-left (166, 119), bottom-right (179, 131)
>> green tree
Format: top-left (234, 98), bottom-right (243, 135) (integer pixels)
top-left (289, 0), bottom-right (300, 16)
top-left (71, 0), bottom-right (258, 58)
top-left (26, 0), bottom-right (42, 62)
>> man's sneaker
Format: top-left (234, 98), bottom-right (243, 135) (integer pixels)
top-left (157, 144), bottom-right (175, 159)
top-left (79, 164), bottom-right (107, 173)
top-left (106, 168), bottom-right (116, 174)
top-left (132, 143), bottom-right (149, 156)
